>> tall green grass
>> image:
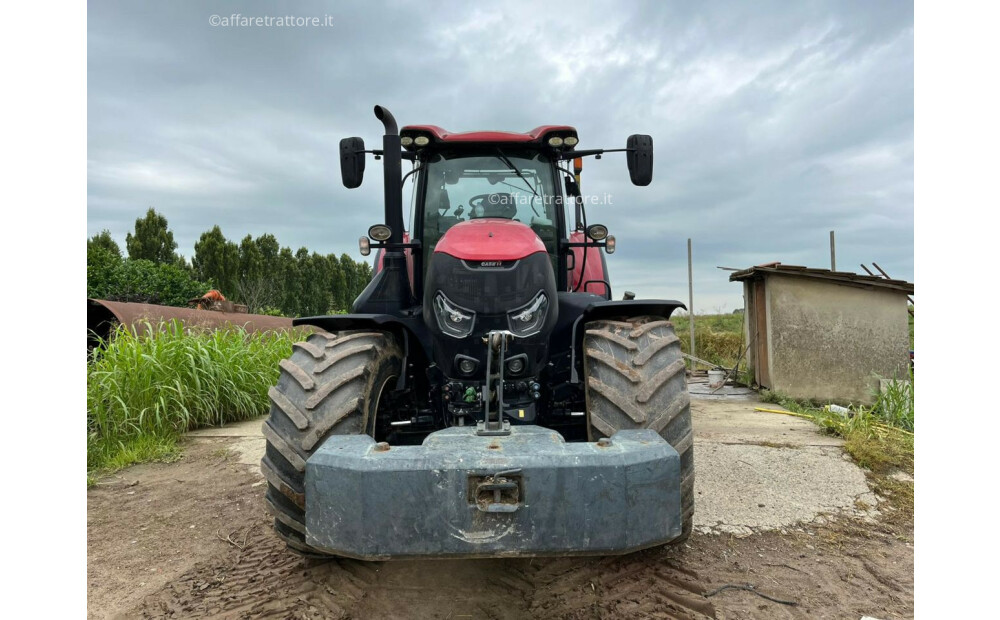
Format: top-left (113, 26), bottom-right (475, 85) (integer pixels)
top-left (872, 369), bottom-right (914, 432)
top-left (87, 321), bottom-right (301, 478)
top-left (670, 313), bottom-right (747, 369)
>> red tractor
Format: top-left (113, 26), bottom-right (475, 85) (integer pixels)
top-left (261, 106), bottom-right (692, 559)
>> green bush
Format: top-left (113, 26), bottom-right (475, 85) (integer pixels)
top-left (87, 321), bottom-right (303, 477)
top-left (88, 245), bottom-right (210, 307)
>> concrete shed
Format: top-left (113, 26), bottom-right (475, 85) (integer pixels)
top-left (730, 264), bottom-right (913, 405)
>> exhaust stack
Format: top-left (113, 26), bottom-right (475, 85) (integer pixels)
top-left (346, 105), bottom-right (415, 314)
top-left (374, 105), bottom-right (405, 245)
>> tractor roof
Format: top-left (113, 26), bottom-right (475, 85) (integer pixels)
top-left (400, 125), bottom-right (577, 150)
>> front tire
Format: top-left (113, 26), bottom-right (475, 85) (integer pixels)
top-left (261, 330), bottom-right (402, 555)
top-left (583, 316), bottom-right (694, 541)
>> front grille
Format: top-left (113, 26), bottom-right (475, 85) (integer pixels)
top-left (426, 252), bottom-right (554, 316)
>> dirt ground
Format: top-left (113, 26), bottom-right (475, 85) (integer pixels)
top-left (88, 398), bottom-right (913, 619)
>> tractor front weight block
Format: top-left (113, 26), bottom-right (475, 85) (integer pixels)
top-left (304, 425), bottom-right (682, 559)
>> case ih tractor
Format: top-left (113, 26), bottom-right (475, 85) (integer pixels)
top-left (261, 105), bottom-right (692, 559)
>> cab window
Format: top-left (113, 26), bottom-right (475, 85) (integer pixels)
top-left (421, 152), bottom-right (559, 257)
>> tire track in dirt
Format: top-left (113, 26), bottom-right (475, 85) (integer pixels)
top-left (525, 553), bottom-right (715, 619)
top-left (133, 530), bottom-right (715, 619)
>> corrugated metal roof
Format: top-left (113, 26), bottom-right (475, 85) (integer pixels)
top-left (729, 263), bottom-right (914, 294)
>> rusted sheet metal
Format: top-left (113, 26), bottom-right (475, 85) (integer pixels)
top-left (88, 299), bottom-right (296, 344)
top-left (729, 263), bottom-right (914, 294)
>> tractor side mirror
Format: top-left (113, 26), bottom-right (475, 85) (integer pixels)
top-left (340, 137), bottom-right (366, 189)
top-left (626, 134), bottom-right (653, 186)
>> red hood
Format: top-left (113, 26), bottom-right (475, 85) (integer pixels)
top-left (433, 219), bottom-right (547, 261)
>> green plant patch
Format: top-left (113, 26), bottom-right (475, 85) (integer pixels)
top-left (87, 320), bottom-right (306, 479)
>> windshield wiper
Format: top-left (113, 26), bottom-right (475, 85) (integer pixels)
top-left (495, 149), bottom-right (540, 201)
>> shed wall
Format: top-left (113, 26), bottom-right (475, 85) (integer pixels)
top-left (764, 275), bottom-right (909, 404)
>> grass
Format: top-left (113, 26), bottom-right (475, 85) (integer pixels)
top-left (87, 320), bottom-right (304, 482)
top-left (670, 313), bottom-right (747, 370)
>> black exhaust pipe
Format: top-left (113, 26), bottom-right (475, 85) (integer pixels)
top-left (374, 104), bottom-right (398, 135)
top-left (350, 105), bottom-right (415, 314)
top-left (374, 105), bottom-right (404, 245)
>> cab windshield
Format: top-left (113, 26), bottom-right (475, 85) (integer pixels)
top-left (420, 151), bottom-right (560, 256)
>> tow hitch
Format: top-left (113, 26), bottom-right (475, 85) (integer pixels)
top-left (471, 468), bottom-right (522, 513)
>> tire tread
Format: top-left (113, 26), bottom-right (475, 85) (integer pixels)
top-left (583, 316), bottom-right (694, 541)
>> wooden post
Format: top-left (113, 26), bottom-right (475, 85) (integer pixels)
top-left (687, 238), bottom-right (695, 368)
top-left (829, 230), bottom-right (836, 271)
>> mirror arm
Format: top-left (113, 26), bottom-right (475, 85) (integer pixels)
top-left (557, 148), bottom-right (630, 160)
top-left (368, 240), bottom-right (422, 251)
top-left (361, 149), bottom-right (416, 162)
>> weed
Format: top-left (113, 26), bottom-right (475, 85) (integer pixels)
top-left (870, 368), bottom-right (914, 432)
top-left (758, 389), bottom-right (785, 405)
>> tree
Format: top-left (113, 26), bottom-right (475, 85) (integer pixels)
top-left (125, 208), bottom-right (179, 264)
top-left (88, 238), bottom-right (124, 300)
top-left (192, 225), bottom-right (239, 296)
top-left (238, 234), bottom-right (263, 283)
top-left (254, 234), bottom-right (281, 280)
top-left (277, 247), bottom-right (300, 316)
top-left (325, 253), bottom-right (347, 312)
top-left (88, 230), bottom-right (122, 258)
top-left (235, 234), bottom-right (281, 313)
top-left (338, 253), bottom-right (358, 312)
top-left (296, 248), bottom-right (325, 316)
top-left (357, 261), bottom-right (373, 284)
top-left (97, 210), bottom-right (378, 317)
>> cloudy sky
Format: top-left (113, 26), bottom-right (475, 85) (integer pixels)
top-left (88, 0), bottom-right (913, 312)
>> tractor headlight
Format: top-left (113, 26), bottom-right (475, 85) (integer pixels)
top-left (507, 292), bottom-right (549, 337)
top-left (433, 293), bottom-right (476, 338)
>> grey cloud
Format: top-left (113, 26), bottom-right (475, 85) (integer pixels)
top-left (89, 0), bottom-right (913, 310)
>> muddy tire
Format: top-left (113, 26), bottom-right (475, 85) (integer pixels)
top-left (261, 330), bottom-right (403, 556)
top-left (583, 316), bottom-right (694, 541)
